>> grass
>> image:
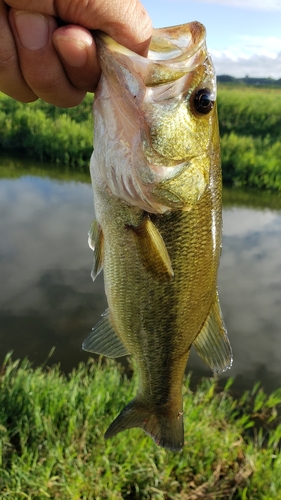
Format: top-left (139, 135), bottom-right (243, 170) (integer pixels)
top-left (0, 353), bottom-right (281, 499)
top-left (217, 85), bottom-right (281, 139)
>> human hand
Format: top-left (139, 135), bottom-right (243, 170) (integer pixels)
top-left (0, 0), bottom-right (152, 107)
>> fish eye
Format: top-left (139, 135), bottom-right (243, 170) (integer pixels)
top-left (193, 88), bottom-right (215, 115)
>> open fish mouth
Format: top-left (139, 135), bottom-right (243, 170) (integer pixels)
top-left (97, 22), bottom-right (209, 86)
top-left (95, 22), bottom-right (216, 166)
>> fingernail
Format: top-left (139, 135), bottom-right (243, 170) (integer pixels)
top-left (14, 11), bottom-right (49, 50)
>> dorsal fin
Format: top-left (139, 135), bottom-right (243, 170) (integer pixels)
top-left (193, 290), bottom-right (233, 373)
top-left (82, 310), bottom-right (130, 358)
top-left (88, 219), bottom-right (104, 281)
top-left (129, 216), bottom-right (174, 278)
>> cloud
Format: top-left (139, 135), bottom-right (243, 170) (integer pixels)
top-left (210, 35), bottom-right (281, 78)
top-left (194, 0), bottom-right (281, 11)
top-left (211, 50), bottom-right (281, 78)
top-left (218, 206), bottom-right (281, 382)
top-left (0, 177), bottom-right (94, 313)
top-left (214, 35), bottom-right (281, 59)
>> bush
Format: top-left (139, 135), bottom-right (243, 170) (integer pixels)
top-left (0, 93), bottom-right (93, 169)
top-left (221, 133), bottom-right (281, 191)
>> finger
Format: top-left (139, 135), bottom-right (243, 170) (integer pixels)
top-left (53, 25), bottom-right (100, 93)
top-left (9, 9), bottom-right (86, 107)
top-left (6, 0), bottom-right (152, 54)
top-left (0, 0), bottom-right (37, 101)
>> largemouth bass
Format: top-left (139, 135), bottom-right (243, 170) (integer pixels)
top-left (83, 22), bottom-right (232, 452)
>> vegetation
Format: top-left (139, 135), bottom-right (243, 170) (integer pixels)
top-left (1, 81), bottom-right (281, 190)
top-left (0, 93), bottom-right (93, 169)
top-left (218, 85), bottom-right (281, 190)
top-left (0, 353), bottom-right (281, 499)
top-left (217, 75), bottom-right (281, 88)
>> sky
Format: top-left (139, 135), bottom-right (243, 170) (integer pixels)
top-left (141, 0), bottom-right (281, 78)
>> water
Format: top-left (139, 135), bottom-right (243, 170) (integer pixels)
top-left (1, 157), bottom-right (281, 393)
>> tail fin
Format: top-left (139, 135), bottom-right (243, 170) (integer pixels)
top-left (104, 397), bottom-right (184, 452)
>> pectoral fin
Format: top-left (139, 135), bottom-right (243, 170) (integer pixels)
top-left (129, 216), bottom-right (174, 278)
top-left (88, 220), bottom-right (104, 281)
top-left (82, 310), bottom-right (130, 358)
top-left (193, 291), bottom-right (233, 373)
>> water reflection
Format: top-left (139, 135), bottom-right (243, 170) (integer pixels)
top-left (219, 201), bottom-right (281, 392)
top-left (0, 159), bottom-right (281, 392)
top-left (0, 158), bottom-right (107, 370)
top-left (188, 195), bottom-right (281, 392)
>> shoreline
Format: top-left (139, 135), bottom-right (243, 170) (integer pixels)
top-left (1, 86), bottom-right (281, 191)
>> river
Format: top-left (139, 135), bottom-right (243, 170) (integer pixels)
top-left (0, 156), bottom-right (281, 394)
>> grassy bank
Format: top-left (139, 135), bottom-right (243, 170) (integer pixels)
top-left (1, 86), bottom-right (281, 190)
top-left (0, 354), bottom-right (281, 499)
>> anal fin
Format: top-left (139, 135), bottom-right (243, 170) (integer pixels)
top-left (193, 290), bottom-right (233, 373)
top-left (82, 310), bottom-right (130, 358)
top-left (88, 219), bottom-right (104, 281)
top-left (129, 216), bottom-right (174, 279)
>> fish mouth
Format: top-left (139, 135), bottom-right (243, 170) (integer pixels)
top-left (96, 22), bottom-right (207, 86)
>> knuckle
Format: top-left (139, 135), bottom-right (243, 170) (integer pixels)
top-left (0, 50), bottom-right (18, 72)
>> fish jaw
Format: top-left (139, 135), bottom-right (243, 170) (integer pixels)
top-left (92, 22), bottom-right (218, 214)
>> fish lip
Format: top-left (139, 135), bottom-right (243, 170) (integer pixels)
top-left (97, 22), bottom-right (205, 61)
top-left (147, 22), bottom-right (206, 63)
top-left (96, 22), bottom-right (207, 86)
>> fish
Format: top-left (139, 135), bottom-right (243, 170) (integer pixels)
top-left (83, 21), bottom-right (233, 452)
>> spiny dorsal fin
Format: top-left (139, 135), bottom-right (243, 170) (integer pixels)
top-left (82, 310), bottom-right (130, 358)
top-left (129, 216), bottom-right (174, 278)
top-left (193, 290), bottom-right (233, 373)
top-left (88, 219), bottom-right (104, 281)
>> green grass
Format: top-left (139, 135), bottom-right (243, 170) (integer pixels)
top-left (0, 354), bottom-right (281, 499)
top-left (217, 86), bottom-right (281, 139)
